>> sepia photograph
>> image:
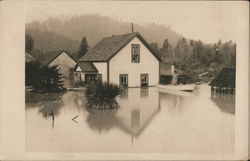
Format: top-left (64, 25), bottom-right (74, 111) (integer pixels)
top-left (0, 0), bottom-right (249, 160)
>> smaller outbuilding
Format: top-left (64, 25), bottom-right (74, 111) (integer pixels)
top-left (39, 50), bottom-right (77, 87)
top-left (209, 67), bottom-right (235, 94)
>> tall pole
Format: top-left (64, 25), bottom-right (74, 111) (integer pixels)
top-left (215, 48), bottom-right (219, 74)
top-left (131, 23), bottom-right (134, 33)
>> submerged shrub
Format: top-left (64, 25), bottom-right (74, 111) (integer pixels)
top-left (85, 82), bottom-right (123, 109)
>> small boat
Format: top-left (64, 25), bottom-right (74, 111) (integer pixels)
top-left (156, 83), bottom-right (195, 92)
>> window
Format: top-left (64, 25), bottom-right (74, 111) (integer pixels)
top-left (131, 44), bottom-right (140, 63)
top-left (97, 74), bottom-right (102, 81)
top-left (140, 73), bottom-right (148, 87)
top-left (119, 74), bottom-right (128, 87)
top-left (85, 74), bottom-right (97, 81)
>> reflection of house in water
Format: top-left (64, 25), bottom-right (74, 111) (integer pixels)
top-left (115, 87), bottom-right (160, 137)
top-left (210, 91), bottom-right (235, 114)
top-left (140, 87), bottom-right (149, 98)
top-left (119, 88), bottom-right (128, 99)
top-left (85, 87), bottom-right (160, 139)
top-left (131, 109), bottom-right (140, 133)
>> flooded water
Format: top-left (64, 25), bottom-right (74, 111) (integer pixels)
top-left (25, 84), bottom-right (235, 153)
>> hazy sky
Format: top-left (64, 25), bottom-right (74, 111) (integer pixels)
top-left (25, 1), bottom-right (244, 43)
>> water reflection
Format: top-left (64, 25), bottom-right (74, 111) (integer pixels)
top-left (115, 88), bottom-right (160, 137)
top-left (158, 91), bottom-right (191, 115)
top-left (38, 100), bottom-right (64, 118)
top-left (85, 87), bottom-right (160, 138)
top-left (140, 87), bottom-right (149, 98)
top-left (210, 91), bottom-right (235, 114)
top-left (86, 109), bottom-right (119, 133)
top-left (26, 91), bottom-right (65, 128)
top-left (72, 91), bottom-right (86, 113)
top-left (119, 87), bottom-right (128, 99)
top-left (26, 84), bottom-right (235, 153)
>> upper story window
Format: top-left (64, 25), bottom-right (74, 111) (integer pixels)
top-left (131, 44), bottom-right (140, 63)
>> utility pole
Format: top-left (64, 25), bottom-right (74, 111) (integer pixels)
top-left (215, 48), bottom-right (219, 74)
top-left (131, 23), bottom-right (134, 33)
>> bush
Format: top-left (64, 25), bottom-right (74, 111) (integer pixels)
top-left (85, 82), bottom-right (123, 109)
top-left (25, 61), bottom-right (65, 93)
top-left (177, 73), bottom-right (196, 84)
top-left (160, 75), bottom-right (173, 85)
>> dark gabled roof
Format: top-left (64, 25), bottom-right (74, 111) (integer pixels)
top-left (39, 50), bottom-right (77, 65)
top-left (209, 67), bottom-right (236, 88)
top-left (79, 32), bottom-right (160, 62)
top-left (25, 53), bottom-right (36, 62)
top-left (74, 62), bottom-right (98, 73)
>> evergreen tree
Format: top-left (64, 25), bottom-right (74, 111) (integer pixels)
top-left (149, 42), bottom-right (160, 58)
top-left (175, 38), bottom-right (188, 58)
top-left (78, 36), bottom-right (89, 59)
top-left (192, 40), bottom-right (204, 64)
top-left (25, 34), bottom-right (34, 53)
top-left (25, 62), bottom-right (65, 92)
top-left (160, 39), bottom-right (173, 59)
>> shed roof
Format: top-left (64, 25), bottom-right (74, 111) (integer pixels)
top-left (25, 53), bottom-right (36, 62)
top-left (79, 32), bottom-right (160, 62)
top-left (209, 67), bottom-right (235, 88)
top-left (75, 62), bottom-right (98, 73)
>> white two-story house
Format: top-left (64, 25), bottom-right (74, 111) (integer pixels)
top-left (76, 32), bottom-right (160, 87)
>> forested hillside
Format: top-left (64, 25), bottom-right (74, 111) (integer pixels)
top-left (26, 14), bottom-right (183, 49)
top-left (26, 14), bottom-right (236, 79)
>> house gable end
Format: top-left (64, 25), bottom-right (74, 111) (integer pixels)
top-left (108, 34), bottom-right (160, 62)
top-left (109, 36), bottom-right (159, 63)
top-left (49, 51), bottom-right (76, 66)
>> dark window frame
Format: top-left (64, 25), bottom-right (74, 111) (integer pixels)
top-left (131, 44), bottom-right (140, 63)
top-left (140, 73), bottom-right (149, 87)
top-left (119, 74), bottom-right (128, 87)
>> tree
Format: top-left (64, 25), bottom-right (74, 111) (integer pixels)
top-left (25, 34), bottom-right (34, 53)
top-left (175, 38), bottom-right (188, 58)
top-left (192, 40), bottom-right (204, 64)
top-left (25, 61), bottom-right (65, 92)
top-left (149, 42), bottom-right (160, 58)
top-left (190, 40), bottom-right (195, 46)
top-left (78, 36), bottom-right (89, 59)
top-left (160, 39), bottom-right (173, 59)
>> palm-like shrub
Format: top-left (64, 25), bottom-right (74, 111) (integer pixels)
top-left (85, 82), bottom-right (122, 109)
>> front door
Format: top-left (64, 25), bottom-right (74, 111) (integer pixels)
top-left (141, 74), bottom-right (148, 87)
top-left (119, 74), bottom-right (128, 87)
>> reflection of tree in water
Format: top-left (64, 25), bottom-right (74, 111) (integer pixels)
top-left (86, 109), bottom-right (119, 133)
top-left (25, 91), bottom-right (65, 117)
top-left (26, 91), bottom-right (65, 128)
top-left (38, 99), bottom-right (64, 118)
top-left (211, 91), bottom-right (235, 114)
